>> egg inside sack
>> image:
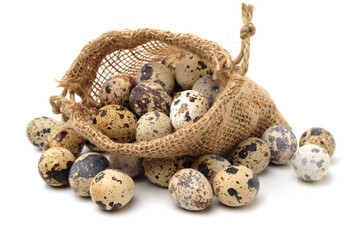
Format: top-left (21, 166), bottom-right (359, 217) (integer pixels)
top-left (170, 90), bottom-right (209, 130)
top-left (135, 62), bottom-right (175, 94)
top-left (192, 75), bottom-right (224, 108)
top-left (135, 111), bottom-right (173, 142)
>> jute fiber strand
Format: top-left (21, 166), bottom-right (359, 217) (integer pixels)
top-left (50, 3), bottom-right (290, 158)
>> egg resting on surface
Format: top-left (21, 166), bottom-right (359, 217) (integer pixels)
top-left (93, 104), bottom-right (137, 143)
top-left (261, 125), bottom-right (297, 165)
top-left (192, 75), bottom-right (224, 108)
top-left (26, 116), bottom-right (62, 150)
top-left (230, 137), bottom-right (271, 174)
top-left (191, 154), bottom-right (231, 184)
top-left (68, 152), bottom-right (111, 197)
top-left (169, 168), bottom-right (213, 211)
top-left (299, 127), bottom-right (336, 157)
top-left (38, 147), bottom-right (76, 187)
top-left (135, 111), bottom-right (173, 142)
top-left (43, 125), bottom-right (85, 158)
top-left (99, 73), bottom-right (135, 107)
top-left (170, 90), bottom-right (209, 130)
top-left (109, 154), bottom-right (143, 178)
top-left (213, 165), bottom-right (259, 207)
top-left (175, 54), bottom-right (212, 90)
top-left (90, 169), bottom-right (134, 211)
top-left (142, 156), bottom-right (191, 187)
top-left (135, 62), bottom-right (175, 94)
top-left (290, 144), bottom-right (330, 181)
top-left (129, 81), bottom-right (172, 117)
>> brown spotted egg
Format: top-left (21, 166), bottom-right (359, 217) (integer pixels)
top-left (191, 154), bottom-right (231, 184)
top-left (68, 152), bottom-right (111, 197)
top-left (26, 116), bottom-right (62, 150)
top-left (169, 168), bottom-right (213, 211)
top-left (213, 165), bottom-right (260, 207)
top-left (261, 125), bottom-right (297, 165)
top-left (135, 111), bottom-right (173, 142)
top-left (230, 137), bottom-right (271, 174)
top-left (99, 73), bottom-right (135, 106)
top-left (90, 169), bottom-right (134, 211)
top-left (43, 125), bottom-right (85, 158)
top-left (93, 105), bottom-right (137, 143)
top-left (38, 147), bottom-right (76, 187)
top-left (175, 54), bottom-right (212, 90)
top-left (142, 156), bottom-right (191, 187)
top-left (135, 62), bottom-right (175, 94)
top-left (129, 81), bottom-right (172, 117)
top-left (290, 144), bottom-right (331, 181)
top-left (109, 154), bottom-right (143, 178)
top-left (170, 90), bottom-right (209, 130)
top-left (299, 127), bottom-right (336, 157)
top-left (192, 75), bottom-right (224, 108)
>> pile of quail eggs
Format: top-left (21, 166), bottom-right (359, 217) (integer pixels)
top-left (26, 53), bottom-right (336, 212)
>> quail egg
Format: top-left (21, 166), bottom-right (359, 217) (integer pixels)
top-left (90, 169), bottom-right (135, 211)
top-left (170, 90), bottom-right (209, 130)
top-left (213, 165), bottom-right (260, 207)
top-left (135, 111), bottom-right (173, 142)
top-left (129, 81), bottom-right (172, 116)
top-left (26, 116), bottom-right (62, 150)
top-left (192, 75), bottom-right (224, 107)
top-left (175, 54), bottom-right (212, 90)
top-left (142, 156), bottom-right (191, 187)
top-left (43, 125), bottom-right (85, 157)
top-left (191, 154), bottom-right (231, 184)
top-left (135, 62), bottom-right (175, 93)
top-left (261, 125), bottom-right (297, 165)
top-left (109, 154), bottom-right (143, 178)
top-left (93, 104), bottom-right (137, 143)
top-left (38, 147), bottom-right (76, 187)
top-left (169, 168), bottom-right (213, 211)
top-left (230, 137), bottom-right (271, 174)
top-left (161, 53), bottom-right (185, 73)
top-left (99, 73), bottom-right (135, 106)
top-left (290, 144), bottom-right (331, 181)
top-left (299, 127), bottom-right (336, 157)
top-left (68, 152), bottom-right (111, 197)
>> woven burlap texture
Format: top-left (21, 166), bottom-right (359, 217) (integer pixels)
top-left (50, 3), bottom-right (290, 158)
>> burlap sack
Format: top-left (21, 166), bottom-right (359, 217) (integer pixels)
top-left (50, 3), bottom-right (290, 158)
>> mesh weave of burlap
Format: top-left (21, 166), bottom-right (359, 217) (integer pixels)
top-left (50, 3), bottom-right (290, 158)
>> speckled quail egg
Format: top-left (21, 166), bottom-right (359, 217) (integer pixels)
top-left (299, 127), bottom-right (336, 157)
top-left (129, 81), bottom-right (172, 116)
top-left (169, 168), bottom-right (213, 211)
top-left (213, 165), bottom-right (260, 207)
top-left (26, 116), bottom-right (62, 150)
top-left (161, 53), bottom-right (186, 73)
top-left (230, 137), bottom-right (271, 174)
top-left (261, 125), bottom-right (297, 165)
top-left (93, 104), bottom-right (137, 143)
top-left (90, 169), bottom-right (134, 211)
top-left (99, 73), bottom-right (135, 106)
top-left (142, 156), bottom-right (191, 187)
top-left (135, 111), bottom-right (173, 142)
top-left (68, 152), bottom-right (111, 197)
top-left (191, 154), bottom-right (231, 184)
top-left (192, 75), bottom-right (224, 108)
top-left (84, 140), bottom-right (104, 152)
top-left (43, 125), bottom-right (85, 157)
top-left (290, 144), bottom-right (331, 181)
top-left (38, 147), bottom-right (76, 187)
top-left (135, 62), bottom-right (175, 93)
top-left (109, 154), bottom-right (143, 178)
top-left (175, 54), bottom-right (212, 90)
top-left (170, 90), bottom-right (209, 130)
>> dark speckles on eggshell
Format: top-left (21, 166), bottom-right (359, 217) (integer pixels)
top-left (140, 65), bottom-right (153, 81)
top-left (54, 131), bottom-right (68, 143)
top-left (95, 201), bottom-right (106, 209)
top-left (95, 171), bottom-right (105, 183)
top-left (310, 128), bottom-right (323, 136)
top-left (302, 158), bottom-right (307, 166)
top-left (303, 175), bottom-right (312, 181)
top-left (225, 166), bottom-right (239, 174)
top-left (227, 188), bottom-right (242, 203)
top-left (247, 173), bottom-right (260, 193)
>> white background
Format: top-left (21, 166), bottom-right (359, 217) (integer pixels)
top-left (1, 0), bottom-right (360, 239)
